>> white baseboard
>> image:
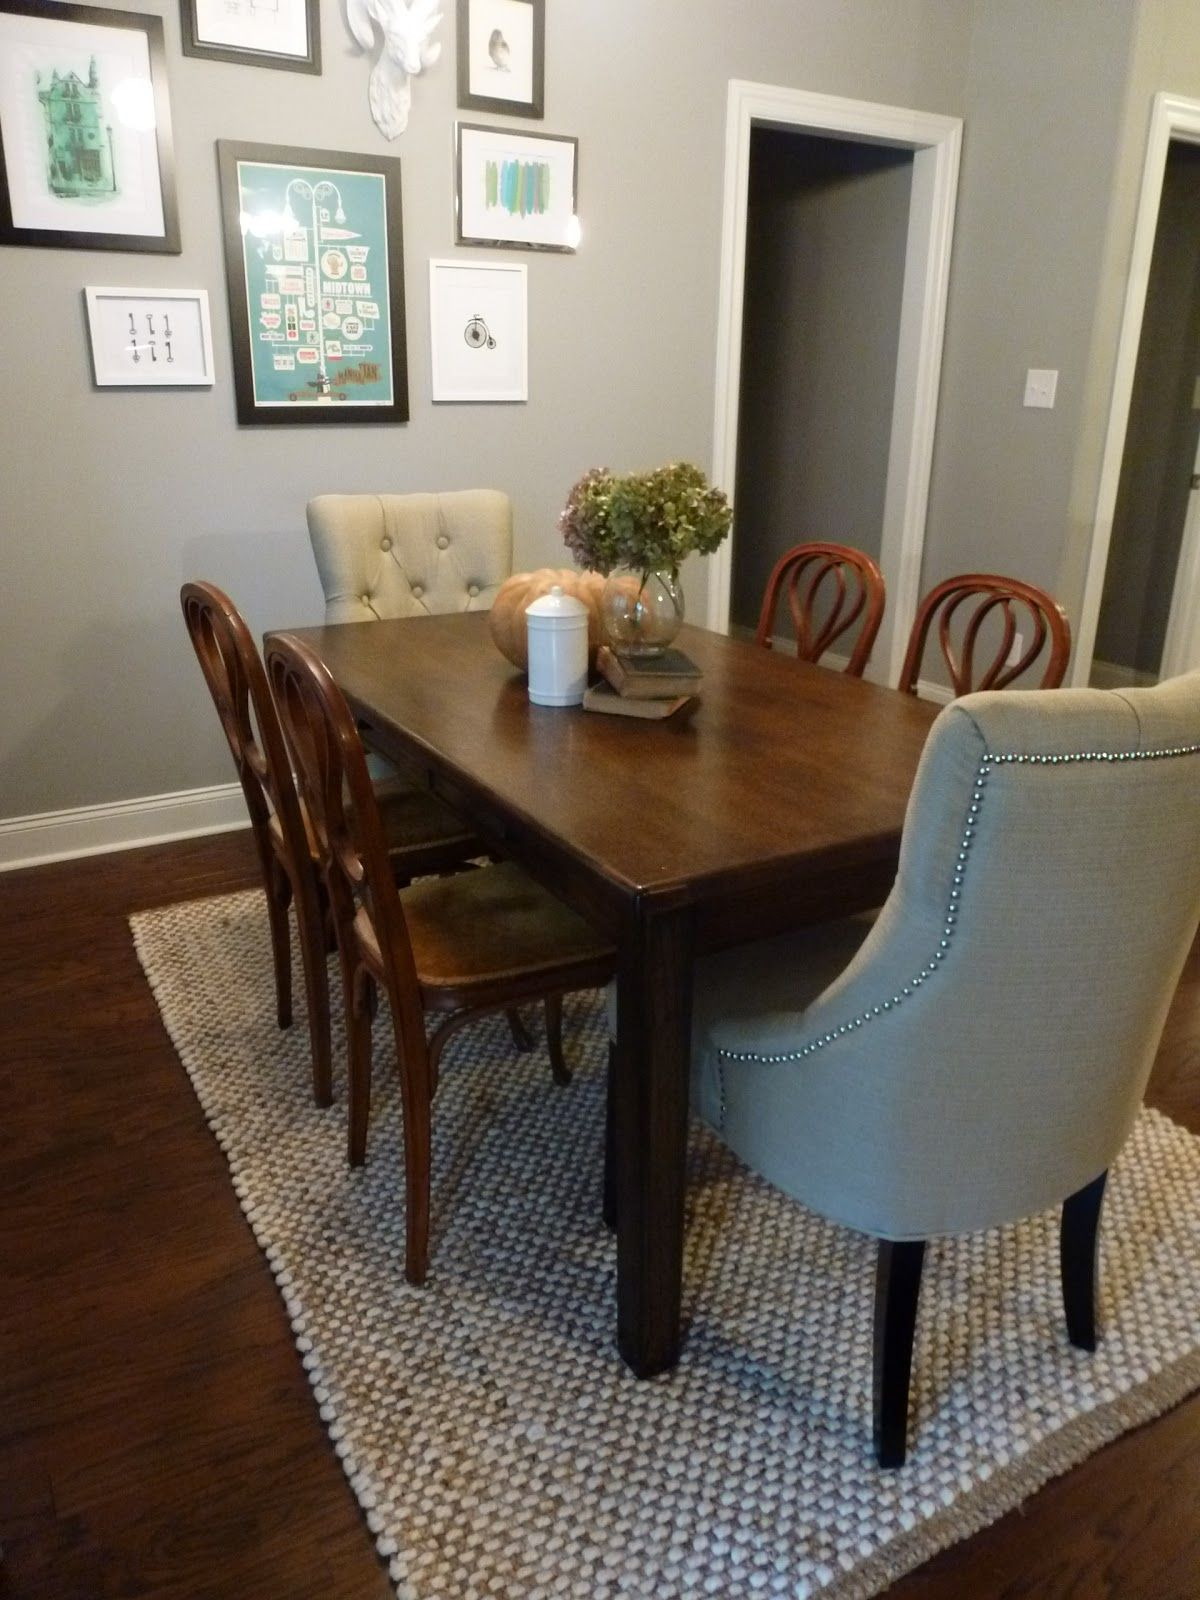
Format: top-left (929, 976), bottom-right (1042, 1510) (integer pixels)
top-left (0, 782), bottom-right (249, 872)
top-left (1089, 658), bottom-right (1158, 691)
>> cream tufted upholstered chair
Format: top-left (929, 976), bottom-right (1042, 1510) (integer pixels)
top-left (677, 671), bottom-right (1200, 1467)
top-left (306, 491), bottom-right (513, 622)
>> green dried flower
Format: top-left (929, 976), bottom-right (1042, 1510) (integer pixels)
top-left (558, 461), bottom-right (732, 578)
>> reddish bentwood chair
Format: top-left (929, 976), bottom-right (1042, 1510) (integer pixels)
top-left (898, 573), bottom-right (1071, 698)
top-left (755, 542), bottom-right (886, 677)
top-left (265, 632), bottom-right (616, 1285)
top-left (181, 582), bottom-right (480, 1106)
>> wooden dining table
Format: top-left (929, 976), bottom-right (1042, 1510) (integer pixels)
top-left (280, 612), bottom-right (940, 1378)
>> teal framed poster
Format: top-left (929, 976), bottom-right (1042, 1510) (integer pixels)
top-left (217, 140), bottom-right (408, 424)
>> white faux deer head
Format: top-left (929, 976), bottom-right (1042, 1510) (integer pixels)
top-left (345, 0), bottom-right (442, 140)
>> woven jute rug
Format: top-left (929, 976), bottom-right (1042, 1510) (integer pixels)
top-left (132, 889), bottom-right (1200, 1600)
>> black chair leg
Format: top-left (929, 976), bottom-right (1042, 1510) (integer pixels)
top-left (873, 1238), bottom-right (926, 1469)
top-left (602, 1042), bottom-right (617, 1232)
top-left (1061, 1170), bottom-right (1107, 1351)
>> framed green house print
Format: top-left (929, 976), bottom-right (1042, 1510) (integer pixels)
top-left (0, 0), bottom-right (180, 252)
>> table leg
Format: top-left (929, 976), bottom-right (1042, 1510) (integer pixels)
top-left (614, 904), bottom-right (694, 1377)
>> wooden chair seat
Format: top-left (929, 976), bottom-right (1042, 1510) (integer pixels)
top-left (353, 860), bottom-right (613, 1007)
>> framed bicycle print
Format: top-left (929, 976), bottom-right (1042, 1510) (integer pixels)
top-left (429, 258), bottom-right (527, 402)
top-left (0, 0), bottom-right (179, 252)
top-left (217, 140), bottom-right (408, 425)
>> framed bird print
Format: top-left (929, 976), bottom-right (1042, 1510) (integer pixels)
top-left (456, 0), bottom-right (543, 119)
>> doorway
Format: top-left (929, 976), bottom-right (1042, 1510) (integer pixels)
top-left (1090, 139), bottom-right (1200, 688)
top-left (707, 82), bottom-right (962, 684)
top-left (730, 130), bottom-right (914, 641)
top-left (1076, 93), bottom-right (1200, 685)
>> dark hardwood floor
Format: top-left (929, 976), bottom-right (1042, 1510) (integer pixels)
top-left (2, 832), bottom-right (1199, 1598)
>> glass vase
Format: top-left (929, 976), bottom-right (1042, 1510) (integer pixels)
top-left (600, 567), bottom-right (684, 658)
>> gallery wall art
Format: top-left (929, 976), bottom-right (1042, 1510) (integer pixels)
top-left (429, 257), bottom-right (527, 401)
top-left (217, 140), bottom-right (408, 424)
top-left (455, 121), bottom-right (577, 252)
top-left (0, 0), bottom-right (179, 252)
top-left (180, 0), bottom-right (320, 74)
top-left (456, 0), bottom-right (543, 119)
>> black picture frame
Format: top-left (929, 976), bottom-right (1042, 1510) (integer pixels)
top-left (0, 0), bottom-right (179, 253)
top-left (456, 0), bottom-right (544, 120)
top-left (217, 140), bottom-right (409, 426)
top-left (180, 0), bottom-right (320, 75)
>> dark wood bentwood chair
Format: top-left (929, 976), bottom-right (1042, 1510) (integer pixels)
top-left (181, 582), bottom-right (481, 1107)
top-left (265, 632), bottom-right (616, 1285)
top-left (754, 542), bottom-right (886, 677)
top-left (898, 572), bottom-right (1071, 698)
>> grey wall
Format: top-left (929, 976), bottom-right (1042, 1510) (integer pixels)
top-left (0, 0), bottom-right (974, 821)
top-left (920, 0), bottom-right (1140, 624)
top-left (1094, 140), bottom-right (1200, 675)
top-left (730, 130), bottom-right (912, 635)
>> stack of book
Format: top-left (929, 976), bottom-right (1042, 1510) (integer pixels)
top-left (582, 645), bottom-right (703, 719)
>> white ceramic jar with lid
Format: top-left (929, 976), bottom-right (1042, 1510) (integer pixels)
top-left (526, 585), bottom-right (589, 706)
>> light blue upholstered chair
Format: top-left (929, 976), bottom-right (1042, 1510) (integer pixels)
top-left (684, 672), bottom-right (1200, 1466)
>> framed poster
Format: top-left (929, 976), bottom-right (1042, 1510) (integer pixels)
top-left (455, 121), bottom-right (577, 252)
top-left (85, 286), bottom-right (215, 385)
top-left (456, 0), bottom-right (542, 119)
top-left (429, 258), bottom-right (526, 402)
top-left (180, 0), bottom-right (320, 74)
top-left (217, 140), bottom-right (408, 425)
top-left (0, 0), bottom-right (179, 253)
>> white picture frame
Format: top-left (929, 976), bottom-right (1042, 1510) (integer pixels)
top-left (429, 257), bottom-right (527, 402)
top-left (84, 286), bottom-right (215, 387)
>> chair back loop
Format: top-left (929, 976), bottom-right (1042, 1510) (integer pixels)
top-left (899, 573), bottom-right (1070, 697)
top-left (755, 542), bottom-right (885, 677)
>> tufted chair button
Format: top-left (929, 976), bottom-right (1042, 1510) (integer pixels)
top-left (468, 584), bottom-right (480, 597)
top-left (361, 593), bottom-right (371, 606)
top-left (411, 584), bottom-right (424, 598)
top-left (380, 536), bottom-right (392, 551)
top-left (436, 534), bottom-right (449, 550)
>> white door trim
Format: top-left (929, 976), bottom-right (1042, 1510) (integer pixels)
top-left (1160, 431), bottom-right (1200, 676)
top-left (1074, 92), bottom-right (1200, 685)
top-left (706, 80), bottom-right (962, 685)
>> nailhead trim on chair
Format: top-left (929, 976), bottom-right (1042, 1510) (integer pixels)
top-left (715, 743), bottom-right (1200, 1121)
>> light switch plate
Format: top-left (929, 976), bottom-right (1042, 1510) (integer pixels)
top-left (1023, 368), bottom-right (1058, 409)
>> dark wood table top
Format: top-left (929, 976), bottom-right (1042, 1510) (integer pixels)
top-left (283, 614), bottom-right (940, 943)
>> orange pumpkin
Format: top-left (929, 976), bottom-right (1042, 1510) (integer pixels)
top-left (489, 568), bottom-right (607, 672)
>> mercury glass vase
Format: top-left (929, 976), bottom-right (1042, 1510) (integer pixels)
top-left (600, 567), bottom-right (684, 658)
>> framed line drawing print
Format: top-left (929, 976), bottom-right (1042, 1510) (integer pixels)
top-left (84, 286), bottom-right (214, 386)
top-left (429, 257), bottom-right (527, 402)
top-left (456, 0), bottom-right (542, 119)
top-left (180, 0), bottom-right (320, 74)
top-left (0, 0), bottom-right (180, 253)
top-left (455, 121), bottom-right (577, 252)
top-left (217, 140), bottom-right (408, 425)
